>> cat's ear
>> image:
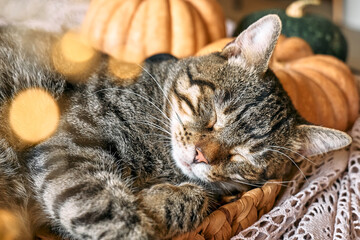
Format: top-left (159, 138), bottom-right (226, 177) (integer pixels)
top-left (221, 14), bottom-right (281, 73)
top-left (297, 125), bottom-right (352, 157)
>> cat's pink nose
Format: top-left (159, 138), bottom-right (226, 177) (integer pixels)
top-left (194, 147), bottom-right (209, 164)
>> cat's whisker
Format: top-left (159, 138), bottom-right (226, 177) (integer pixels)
top-left (137, 64), bottom-right (184, 127)
top-left (233, 178), bottom-right (294, 187)
top-left (149, 140), bottom-right (172, 145)
top-left (218, 182), bottom-right (233, 195)
top-left (256, 180), bottom-right (293, 188)
top-left (96, 88), bottom-right (171, 135)
top-left (249, 179), bottom-right (295, 184)
top-left (95, 88), bottom-right (171, 123)
top-left (140, 121), bottom-right (171, 135)
top-left (268, 145), bottom-right (315, 165)
top-left (239, 179), bottom-right (290, 188)
top-left (231, 179), bottom-right (266, 188)
top-left (265, 148), bottom-right (309, 184)
top-left (143, 133), bottom-right (172, 140)
top-left (126, 120), bottom-right (171, 135)
top-left (121, 119), bottom-right (171, 135)
top-left (119, 89), bottom-right (174, 129)
top-left (143, 114), bottom-right (171, 129)
top-left (150, 137), bottom-right (172, 141)
top-left (120, 89), bottom-right (172, 123)
top-left (149, 137), bottom-right (172, 143)
top-left (265, 179), bottom-right (296, 184)
top-left (152, 140), bottom-right (172, 145)
top-left (162, 143), bottom-right (173, 148)
top-left (238, 178), bottom-right (294, 188)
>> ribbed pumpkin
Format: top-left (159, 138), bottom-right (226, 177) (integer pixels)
top-left (82, 0), bottom-right (226, 63)
top-left (271, 36), bottom-right (358, 131)
top-left (196, 36), bottom-right (359, 131)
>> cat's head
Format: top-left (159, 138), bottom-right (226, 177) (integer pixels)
top-left (167, 15), bottom-right (351, 191)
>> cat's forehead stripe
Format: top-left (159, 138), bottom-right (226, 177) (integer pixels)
top-left (173, 87), bottom-right (196, 115)
top-left (172, 65), bottom-right (219, 117)
top-left (187, 66), bottom-right (216, 92)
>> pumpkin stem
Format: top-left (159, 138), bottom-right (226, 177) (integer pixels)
top-left (286, 0), bottom-right (321, 18)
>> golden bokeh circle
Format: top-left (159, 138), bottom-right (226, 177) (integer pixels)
top-left (108, 58), bottom-right (143, 85)
top-left (9, 88), bottom-right (60, 144)
top-left (60, 31), bottom-right (96, 63)
top-left (52, 31), bottom-right (99, 81)
top-left (0, 210), bottom-right (20, 240)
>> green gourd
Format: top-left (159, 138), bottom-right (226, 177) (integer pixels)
top-left (234, 0), bottom-right (348, 61)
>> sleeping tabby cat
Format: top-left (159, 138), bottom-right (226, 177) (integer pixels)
top-left (0, 15), bottom-right (351, 239)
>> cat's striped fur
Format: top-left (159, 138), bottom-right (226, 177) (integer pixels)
top-left (0, 15), bottom-right (351, 239)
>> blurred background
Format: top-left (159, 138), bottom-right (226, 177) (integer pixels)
top-left (217, 0), bottom-right (360, 72)
top-left (0, 0), bottom-right (359, 71)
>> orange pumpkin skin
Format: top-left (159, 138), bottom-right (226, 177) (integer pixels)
top-left (82, 0), bottom-right (226, 63)
top-left (271, 36), bottom-right (358, 131)
top-left (196, 36), bottom-right (359, 131)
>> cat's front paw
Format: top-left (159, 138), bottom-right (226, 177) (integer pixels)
top-left (138, 183), bottom-right (209, 239)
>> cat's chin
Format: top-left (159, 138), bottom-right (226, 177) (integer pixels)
top-left (175, 158), bottom-right (212, 181)
top-left (176, 160), bottom-right (197, 179)
top-left (171, 142), bottom-right (211, 181)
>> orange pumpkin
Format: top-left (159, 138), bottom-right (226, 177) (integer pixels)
top-left (271, 36), bottom-right (358, 131)
top-left (82, 0), bottom-right (226, 63)
top-left (197, 36), bottom-right (359, 131)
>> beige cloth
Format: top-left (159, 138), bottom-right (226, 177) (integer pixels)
top-left (0, 0), bottom-right (89, 32)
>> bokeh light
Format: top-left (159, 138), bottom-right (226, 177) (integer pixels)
top-left (0, 210), bottom-right (20, 240)
top-left (52, 31), bottom-right (99, 82)
top-left (108, 57), bottom-right (143, 86)
top-left (9, 88), bottom-right (60, 144)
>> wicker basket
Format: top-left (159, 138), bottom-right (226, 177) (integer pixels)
top-left (173, 180), bottom-right (282, 240)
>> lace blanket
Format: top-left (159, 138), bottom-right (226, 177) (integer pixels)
top-left (233, 117), bottom-right (360, 239)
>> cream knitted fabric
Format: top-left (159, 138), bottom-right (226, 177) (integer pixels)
top-left (233, 118), bottom-right (360, 240)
